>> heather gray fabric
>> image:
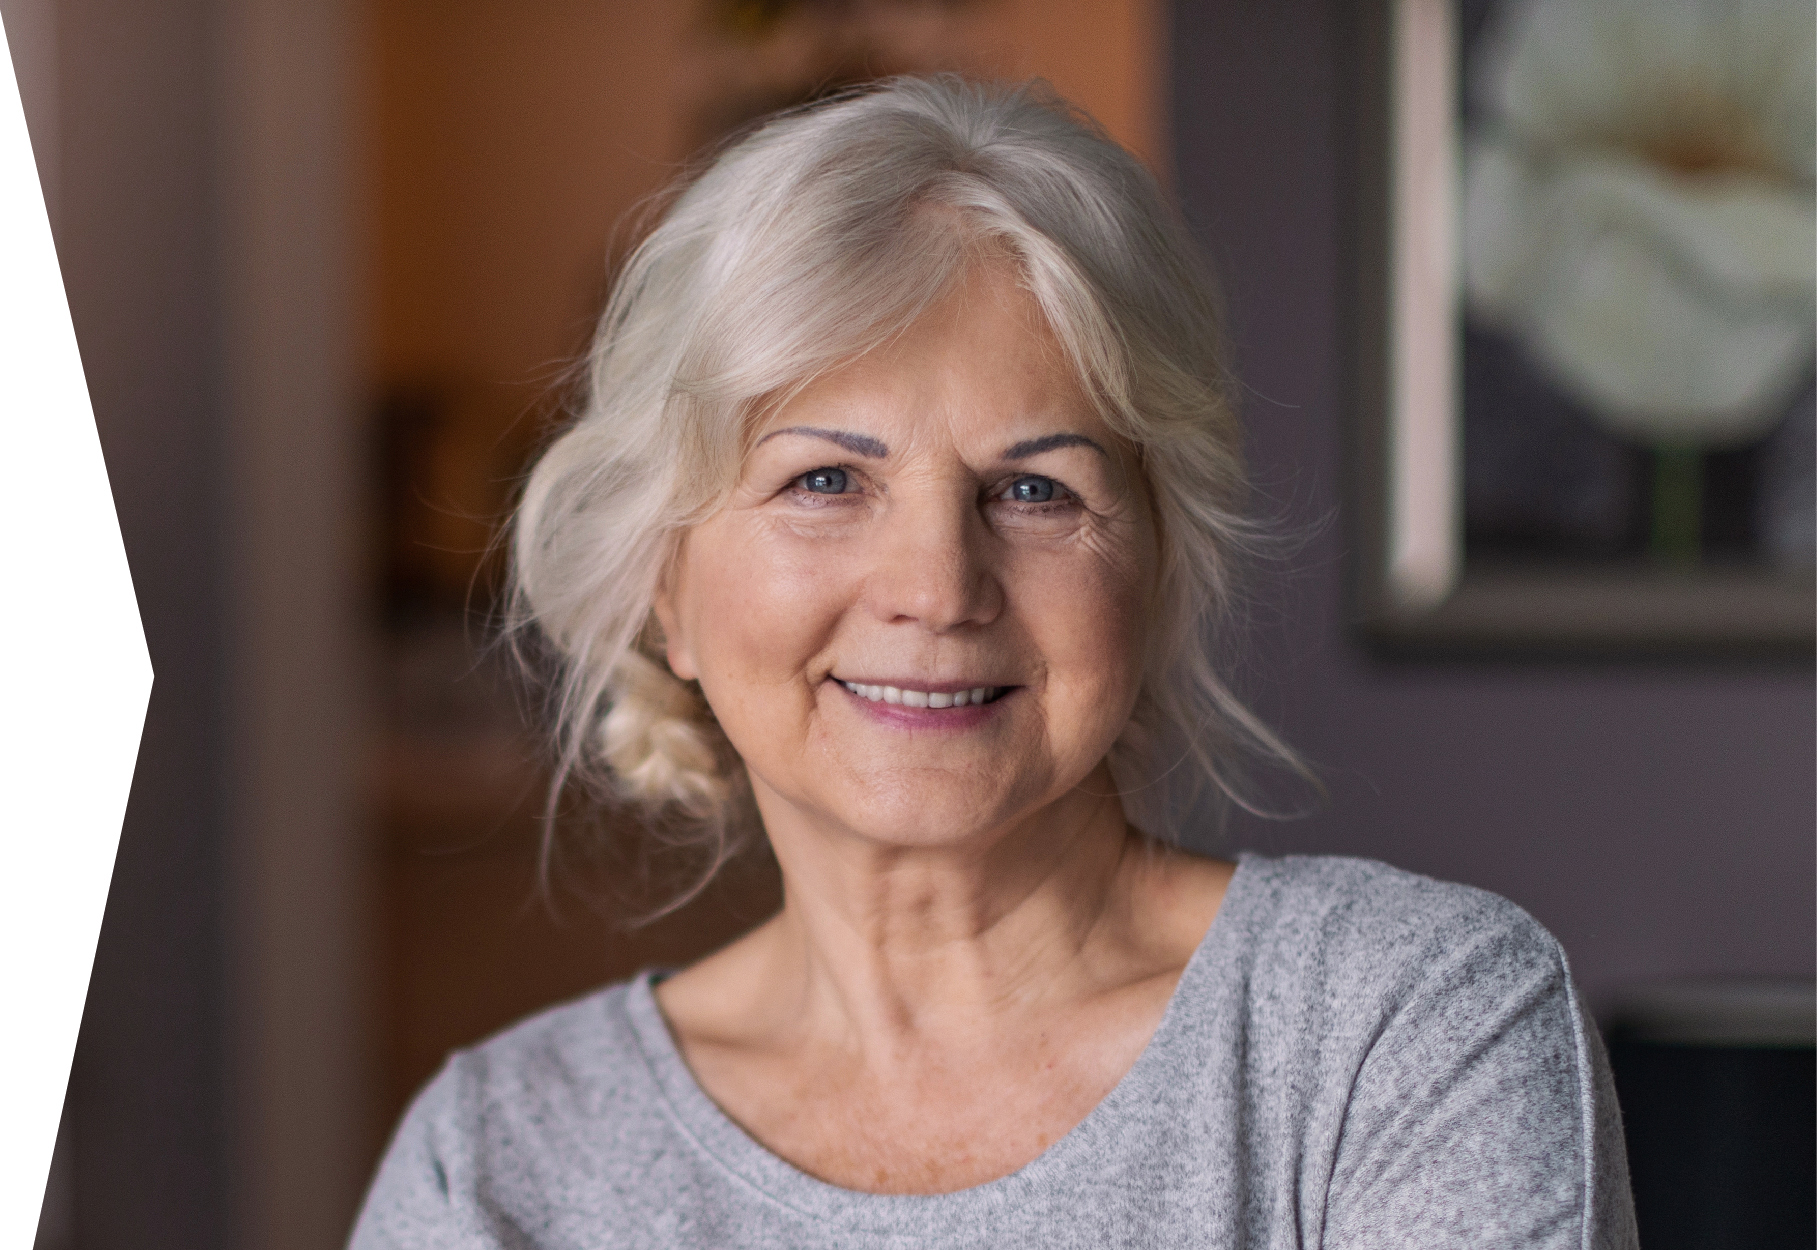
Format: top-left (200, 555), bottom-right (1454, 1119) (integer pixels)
top-left (349, 854), bottom-right (1638, 1249)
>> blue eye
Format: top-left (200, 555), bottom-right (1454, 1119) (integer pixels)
top-left (799, 468), bottom-right (848, 494)
top-left (1006, 475), bottom-right (1057, 503)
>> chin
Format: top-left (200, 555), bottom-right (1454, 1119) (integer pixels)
top-left (793, 771), bottom-right (1037, 851)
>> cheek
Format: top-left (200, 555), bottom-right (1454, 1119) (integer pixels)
top-left (677, 520), bottom-right (849, 710)
top-left (1016, 535), bottom-right (1153, 725)
top-left (1041, 577), bottom-right (1148, 696)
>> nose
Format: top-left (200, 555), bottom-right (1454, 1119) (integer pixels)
top-left (863, 482), bottom-right (1003, 633)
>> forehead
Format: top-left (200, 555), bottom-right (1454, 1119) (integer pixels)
top-left (750, 263), bottom-right (1112, 456)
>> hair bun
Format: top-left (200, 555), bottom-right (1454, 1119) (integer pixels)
top-left (599, 648), bottom-right (735, 821)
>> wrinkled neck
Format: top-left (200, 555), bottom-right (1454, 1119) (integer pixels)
top-left (754, 765), bottom-right (1148, 1058)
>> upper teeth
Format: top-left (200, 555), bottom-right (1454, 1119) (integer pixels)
top-left (840, 682), bottom-right (1000, 709)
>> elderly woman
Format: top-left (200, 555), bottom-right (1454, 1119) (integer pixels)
top-left (352, 78), bottom-right (1635, 1248)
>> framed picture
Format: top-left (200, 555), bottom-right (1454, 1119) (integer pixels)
top-left (1349, 0), bottom-right (1815, 655)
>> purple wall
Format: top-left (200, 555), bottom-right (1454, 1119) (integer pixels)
top-left (1173, 0), bottom-right (1815, 1004)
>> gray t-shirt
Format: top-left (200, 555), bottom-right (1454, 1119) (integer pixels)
top-left (350, 854), bottom-right (1638, 1248)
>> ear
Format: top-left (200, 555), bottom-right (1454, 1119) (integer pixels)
top-left (650, 580), bottom-right (699, 682)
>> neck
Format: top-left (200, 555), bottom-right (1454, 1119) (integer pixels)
top-left (749, 764), bottom-right (1154, 1057)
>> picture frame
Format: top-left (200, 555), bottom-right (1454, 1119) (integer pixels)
top-left (1347, 0), bottom-right (1816, 656)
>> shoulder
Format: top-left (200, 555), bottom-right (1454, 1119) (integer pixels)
top-left (350, 979), bottom-right (660, 1247)
top-left (1234, 852), bottom-right (1559, 958)
top-left (397, 979), bottom-right (652, 1133)
top-left (1227, 859), bottom-right (1640, 1245)
top-left (1223, 853), bottom-right (1569, 1012)
top-left (456, 976), bottom-right (647, 1090)
top-left (1238, 850), bottom-right (1534, 921)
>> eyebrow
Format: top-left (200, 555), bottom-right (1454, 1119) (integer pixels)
top-left (1001, 432), bottom-right (1108, 460)
top-left (757, 426), bottom-right (890, 458)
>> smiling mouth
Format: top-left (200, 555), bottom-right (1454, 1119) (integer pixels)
top-left (837, 681), bottom-right (1008, 709)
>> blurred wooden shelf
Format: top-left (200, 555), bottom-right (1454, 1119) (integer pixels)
top-left (374, 726), bottom-right (548, 849)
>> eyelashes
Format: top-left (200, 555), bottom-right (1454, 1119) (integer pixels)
top-left (788, 467), bottom-right (1077, 508)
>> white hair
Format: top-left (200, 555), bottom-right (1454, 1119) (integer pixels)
top-left (511, 75), bottom-right (1302, 886)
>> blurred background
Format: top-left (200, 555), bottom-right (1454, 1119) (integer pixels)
top-left (4, 1), bottom-right (1810, 1248)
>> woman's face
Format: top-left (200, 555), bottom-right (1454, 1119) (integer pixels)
top-left (656, 264), bottom-right (1159, 851)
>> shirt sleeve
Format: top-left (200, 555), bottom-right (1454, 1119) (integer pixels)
top-left (1321, 910), bottom-right (1639, 1250)
top-left (346, 1056), bottom-right (509, 1250)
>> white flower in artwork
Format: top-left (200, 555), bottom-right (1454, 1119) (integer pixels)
top-left (1463, 0), bottom-right (1816, 447)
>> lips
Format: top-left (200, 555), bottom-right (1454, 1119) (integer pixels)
top-left (837, 681), bottom-right (1007, 709)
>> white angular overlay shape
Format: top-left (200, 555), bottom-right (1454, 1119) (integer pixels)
top-left (0, 13), bottom-right (152, 1249)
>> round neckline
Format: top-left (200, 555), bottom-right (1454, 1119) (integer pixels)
top-left (618, 853), bottom-right (1259, 1234)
